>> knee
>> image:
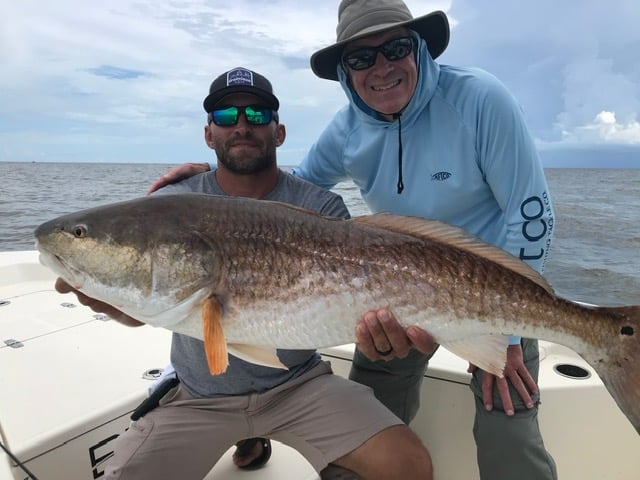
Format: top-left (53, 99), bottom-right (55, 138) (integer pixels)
top-left (338, 426), bottom-right (433, 480)
top-left (381, 430), bottom-right (433, 480)
top-left (394, 451), bottom-right (433, 480)
top-left (405, 440), bottom-right (433, 480)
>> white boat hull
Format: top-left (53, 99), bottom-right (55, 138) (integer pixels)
top-left (1, 251), bottom-right (639, 479)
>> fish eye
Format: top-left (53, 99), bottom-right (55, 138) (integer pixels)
top-left (72, 225), bottom-right (88, 238)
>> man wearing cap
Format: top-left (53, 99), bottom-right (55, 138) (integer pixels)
top-left (147, 1), bottom-right (557, 479)
top-left (60, 66), bottom-right (433, 480)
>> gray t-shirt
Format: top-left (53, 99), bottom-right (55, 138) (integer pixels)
top-left (157, 169), bottom-right (350, 397)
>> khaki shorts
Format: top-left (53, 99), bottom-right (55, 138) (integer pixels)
top-left (105, 361), bottom-right (402, 480)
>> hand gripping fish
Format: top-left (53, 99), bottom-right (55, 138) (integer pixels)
top-left (34, 193), bottom-right (640, 434)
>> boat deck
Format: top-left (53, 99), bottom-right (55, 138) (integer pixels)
top-left (1, 251), bottom-right (639, 479)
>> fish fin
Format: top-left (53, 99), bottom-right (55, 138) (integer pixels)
top-left (353, 213), bottom-right (554, 295)
top-left (202, 297), bottom-right (228, 375)
top-left (227, 344), bottom-right (288, 370)
top-left (260, 198), bottom-right (347, 224)
top-left (443, 335), bottom-right (509, 378)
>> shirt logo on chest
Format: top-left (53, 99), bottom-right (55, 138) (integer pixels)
top-left (431, 171), bottom-right (452, 181)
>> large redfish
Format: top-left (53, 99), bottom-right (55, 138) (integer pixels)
top-left (34, 193), bottom-right (640, 434)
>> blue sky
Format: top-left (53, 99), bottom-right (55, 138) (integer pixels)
top-left (1, 0), bottom-right (639, 168)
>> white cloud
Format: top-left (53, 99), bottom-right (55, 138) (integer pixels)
top-left (446, 0), bottom-right (640, 154)
top-left (1, 0), bottom-right (639, 165)
top-left (560, 111), bottom-right (640, 145)
top-left (552, 54), bottom-right (640, 145)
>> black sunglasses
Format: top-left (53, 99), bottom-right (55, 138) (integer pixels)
top-left (209, 105), bottom-right (277, 126)
top-left (342, 36), bottom-right (417, 71)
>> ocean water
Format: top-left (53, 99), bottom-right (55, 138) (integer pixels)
top-left (1, 162), bottom-right (638, 306)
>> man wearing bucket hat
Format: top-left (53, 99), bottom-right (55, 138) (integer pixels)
top-left (299, 1), bottom-right (557, 479)
top-left (148, 1), bottom-right (557, 478)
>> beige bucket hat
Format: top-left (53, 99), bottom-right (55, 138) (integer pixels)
top-left (311, 0), bottom-right (449, 81)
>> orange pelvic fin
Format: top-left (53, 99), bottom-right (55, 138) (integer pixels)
top-left (202, 297), bottom-right (228, 375)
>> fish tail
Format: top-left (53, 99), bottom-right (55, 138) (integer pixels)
top-left (202, 297), bottom-right (228, 375)
top-left (588, 305), bottom-right (640, 435)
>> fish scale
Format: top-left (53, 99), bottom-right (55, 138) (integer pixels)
top-left (34, 193), bottom-right (640, 435)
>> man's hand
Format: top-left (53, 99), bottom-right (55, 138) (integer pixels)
top-left (468, 344), bottom-right (538, 416)
top-left (355, 309), bottom-right (437, 361)
top-left (54, 278), bottom-right (144, 327)
top-left (147, 162), bottom-right (210, 194)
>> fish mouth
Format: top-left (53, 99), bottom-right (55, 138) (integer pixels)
top-left (37, 249), bottom-right (85, 290)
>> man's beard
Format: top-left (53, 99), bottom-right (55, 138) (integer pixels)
top-left (215, 134), bottom-right (276, 175)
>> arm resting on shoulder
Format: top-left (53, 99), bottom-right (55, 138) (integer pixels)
top-left (147, 162), bottom-right (210, 194)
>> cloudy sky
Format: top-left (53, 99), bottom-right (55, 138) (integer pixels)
top-left (1, 0), bottom-right (639, 167)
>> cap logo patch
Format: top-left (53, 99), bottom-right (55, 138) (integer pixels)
top-left (226, 68), bottom-right (253, 87)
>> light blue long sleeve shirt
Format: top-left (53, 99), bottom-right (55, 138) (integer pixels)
top-left (292, 36), bottom-right (555, 345)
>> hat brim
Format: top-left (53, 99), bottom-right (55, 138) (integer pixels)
top-left (203, 86), bottom-right (279, 113)
top-left (310, 10), bottom-right (449, 81)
